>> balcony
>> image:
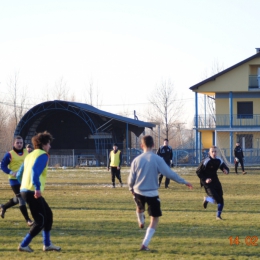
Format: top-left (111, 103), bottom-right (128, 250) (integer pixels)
top-left (249, 75), bottom-right (260, 89)
top-left (194, 114), bottom-right (260, 129)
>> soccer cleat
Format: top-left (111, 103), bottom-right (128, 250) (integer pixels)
top-left (18, 245), bottom-right (33, 252)
top-left (140, 245), bottom-right (150, 251)
top-left (27, 219), bottom-right (34, 226)
top-left (120, 182), bottom-right (123, 187)
top-left (216, 216), bottom-right (223, 220)
top-left (203, 197), bottom-right (208, 209)
top-left (242, 172), bottom-right (247, 175)
top-left (0, 205), bottom-right (6, 219)
top-left (43, 243), bottom-right (61, 251)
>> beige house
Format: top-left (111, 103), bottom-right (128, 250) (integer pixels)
top-left (190, 48), bottom-right (260, 164)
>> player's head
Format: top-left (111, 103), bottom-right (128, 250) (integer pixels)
top-left (141, 135), bottom-right (154, 149)
top-left (163, 139), bottom-right (168, 146)
top-left (112, 143), bottom-right (118, 150)
top-left (32, 131), bottom-right (53, 153)
top-left (13, 136), bottom-right (23, 150)
top-left (236, 142), bottom-right (240, 146)
top-left (209, 146), bottom-right (217, 159)
top-left (26, 144), bottom-right (33, 153)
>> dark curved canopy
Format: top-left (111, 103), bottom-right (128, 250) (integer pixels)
top-left (15, 100), bottom-right (155, 151)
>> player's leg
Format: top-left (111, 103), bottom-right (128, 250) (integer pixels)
top-left (133, 193), bottom-right (145, 228)
top-left (207, 186), bottom-right (224, 220)
top-left (165, 177), bottom-right (170, 188)
top-left (0, 197), bottom-right (18, 218)
top-left (0, 183), bottom-right (22, 218)
top-left (203, 187), bottom-right (215, 209)
top-left (12, 184), bottom-right (33, 226)
top-left (18, 192), bottom-right (44, 252)
top-left (158, 173), bottom-right (163, 186)
top-left (111, 167), bottom-right (116, 187)
top-left (240, 160), bottom-right (246, 174)
top-left (235, 161), bottom-right (238, 174)
top-left (41, 197), bottom-right (61, 251)
top-left (115, 168), bottom-right (123, 186)
top-left (140, 196), bottom-right (162, 250)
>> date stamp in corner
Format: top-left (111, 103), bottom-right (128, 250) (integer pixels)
top-left (229, 236), bottom-right (258, 246)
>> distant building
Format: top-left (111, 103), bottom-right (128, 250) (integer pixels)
top-left (190, 48), bottom-right (260, 164)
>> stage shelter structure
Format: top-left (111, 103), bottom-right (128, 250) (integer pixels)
top-left (14, 100), bottom-right (155, 163)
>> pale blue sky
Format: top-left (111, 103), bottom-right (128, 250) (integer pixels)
top-left (1, 0), bottom-right (260, 123)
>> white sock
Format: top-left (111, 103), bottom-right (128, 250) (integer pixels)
top-left (142, 227), bottom-right (155, 247)
top-left (136, 212), bottom-right (145, 225)
top-left (206, 197), bottom-right (215, 204)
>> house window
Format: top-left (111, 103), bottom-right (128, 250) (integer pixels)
top-left (237, 134), bottom-right (253, 149)
top-left (237, 102), bottom-right (253, 119)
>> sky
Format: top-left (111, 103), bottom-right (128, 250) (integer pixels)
top-left (1, 0), bottom-right (260, 126)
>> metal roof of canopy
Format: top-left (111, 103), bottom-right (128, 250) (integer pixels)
top-left (14, 100), bottom-right (155, 152)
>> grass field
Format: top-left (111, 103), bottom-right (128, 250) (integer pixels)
top-left (0, 166), bottom-right (259, 260)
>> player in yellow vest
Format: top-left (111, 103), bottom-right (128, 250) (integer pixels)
top-left (16, 131), bottom-right (61, 253)
top-left (107, 143), bottom-right (123, 188)
top-left (0, 136), bottom-right (33, 226)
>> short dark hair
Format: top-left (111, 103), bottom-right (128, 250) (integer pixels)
top-left (164, 138), bottom-right (168, 142)
top-left (141, 135), bottom-right (154, 148)
top-left (26, 144), bottom-right (32, 149)
top-left (14, 136), bottom-right (23, 142)
top-left (32, 131), bottom-right (53, 149)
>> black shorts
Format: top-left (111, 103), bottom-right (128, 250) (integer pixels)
top-left (133, 193), bottom-right (162, 217)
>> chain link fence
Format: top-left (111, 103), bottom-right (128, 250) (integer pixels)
top-left (1, 148), bottom-right (258, 169)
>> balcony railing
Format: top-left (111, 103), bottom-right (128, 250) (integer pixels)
top-left (195, 114), bottom-right (260, 128)
top-left (249, 75), bottom-right (260, 89)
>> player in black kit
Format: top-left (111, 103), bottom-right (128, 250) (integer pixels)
top-left (196, 146), bottom-right (229, 220)
top-left (157, 139), bottom-right (173, 188)
top-left (234, 142), bottom-right (247, 175)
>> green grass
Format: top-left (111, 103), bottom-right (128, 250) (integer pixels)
top-left (0, 167), bottom-right (260, 259)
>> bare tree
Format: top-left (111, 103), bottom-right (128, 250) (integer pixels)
top-left (0, 73), bottom-right (29, 152)
top-left (0, 102), bottom-right (10, 153)
top-left (148, 79), bottom-right (184, 142)
top-left (83, 78), bottom-right (103, 108)
top-left (52, 77), bottom-right (70, 100)
top-left (7, 72), bottom-right (28, 132)
top-left (201, 59), bottom-right (225, 123)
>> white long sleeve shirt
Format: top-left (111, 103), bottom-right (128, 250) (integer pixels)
top-left (128, 151), bottom-right (188, 197)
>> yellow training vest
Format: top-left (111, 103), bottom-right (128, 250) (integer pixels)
top-left (109, 150), bottom-right (121, 167)
top-left (8, 149), bottom-right (28, 180)
top-left (21, 149), bottom-right (49, 192)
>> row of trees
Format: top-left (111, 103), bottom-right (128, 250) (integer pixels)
top-left (0, 73), bottom-right (195, 156)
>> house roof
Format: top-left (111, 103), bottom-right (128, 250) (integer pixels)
top-left (189, 51), bottom-right (260, 90)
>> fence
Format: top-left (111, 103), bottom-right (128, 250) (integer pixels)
top-left (47, 148), bottom-right (198, 168)
top-left (1, 149), bottom-right (260, 169)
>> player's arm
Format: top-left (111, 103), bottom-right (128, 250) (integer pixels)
top-left (16, 163), bottom-right (24, 183)
top-left (220, 162), bottom-right (229, 174)
top-left (127, 162), bottom-right (137, 194)
top-left (32, 154), bottom-right (48, 197)
top-left (107, 152), bottom-right (111, 170)
top-left (196, 161), bottom-right (207, 179)
top-left (119, 151), bottom-right (122, 167)
top-left (1, 153), bottom-right (12, 174)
